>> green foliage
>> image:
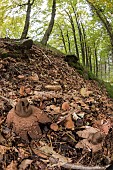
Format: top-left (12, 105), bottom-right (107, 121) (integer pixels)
top-left (104, 82), bottom-right (113, 99)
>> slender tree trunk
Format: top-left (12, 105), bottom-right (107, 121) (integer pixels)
top-left (94, 44), bottom-right (98, 77)
top-left (66, 30), bottom-right (71, 53)
top-left (41, 0), bottom-right (56, 45)
top-left (108, 56), bottom-right (110, 80)
top-left (88, 47), bottom-right (92, 72)
top-left (58, 24), bottom-right (67, 53)
top-left (21, 0), bottom-right (35, 39)
top-left (81, 23), bottom-right (89, 67)
top-left (104, 61), bottom-right (107, 79)
top-left (100, 64), bottom-right (103, 79)
top-left (71, 5), bottom-right (86, 64)
top-left (65, 10), bottom-right (79, 59)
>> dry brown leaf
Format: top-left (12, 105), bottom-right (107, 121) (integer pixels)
top-left (32, 147), bottom-right (48, 159)
top-left (0, 132), bottom-right (6, 143)
top-left (80, 88), bottom-right (92, 97)
top-left (25, 87), bottom-right (31, 94)
top-left (18, 75), bottom-right (25, 79)
top-left (19, 86), bottom-right (25, 96)
top-left (76, 138), bottom-right (102, 153)
top-left (100, 120), bottom-right (111, 134)
top-left (0, 145), bottom-right (10, 154)
top-left (50, 105), bottom-right (57, 110)
top-left (29, 73), bottom-right (39, 82)
top-left (93, 119), bottom-right (111, 135)
top-left (19, 159), bottom-right (33, 170)
top-left (76, 127), bottom-right (99, 139)
top-left (6, 160), bottom-right (17, 170)
top-left (76, 127), bottom-right (105, 152)
top-left (39, 144), bottom-right (71, 166)
top-left (62, 102), bottom-right (70, 111)
top-left (50, 105), bottom-right (60, 113)
top-left (18, 148), bottom-right (30, 159)
top-left (65, 115), bottom-right (75, 130)
top-left (50, 123), bottom-right (59, 131)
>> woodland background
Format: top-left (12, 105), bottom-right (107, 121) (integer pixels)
top-left (1, 0), bottom-right (113, 82)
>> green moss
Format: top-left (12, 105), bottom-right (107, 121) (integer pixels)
top-left (1, 53), bottom-right (8, 58)
top-left (104, 82), bottom-right (113, 98)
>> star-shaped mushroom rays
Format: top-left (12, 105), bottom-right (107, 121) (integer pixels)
top-left (6, 98), bottom-right (51, 141)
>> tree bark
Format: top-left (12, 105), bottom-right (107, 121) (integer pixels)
top-left (21, 0), bottom-right (35, 39)
top-left (66, 30), bottom-right (71, 53)
top-left (94, 43), bottom-right (98, 77)
top-left (41, 0), bottom-right (56, 45)
top-left (65, 10), bottom-right (79, 59)
top-left (58, 24), bottom-right (67, 53)
top-left (71, 6), bottom-right (85, 64)
top-left (88, 47), bottom-right (92, 72)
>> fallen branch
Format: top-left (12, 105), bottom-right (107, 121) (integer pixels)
top-left (62, 163), bottom-right (109, 170)
top-left (40, 49), bottom-right (52, 65)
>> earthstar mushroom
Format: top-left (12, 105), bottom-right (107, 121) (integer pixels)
top-left (6, 98), bottom-right (51, 141)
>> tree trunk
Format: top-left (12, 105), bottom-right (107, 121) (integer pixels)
top-left (21, 0), bottom-right (35, 39)
top-left (94, 44), bottom-right (98, 77)
top-left (88, 47), bottom-right (92, 72)
top-left (71, 5), bottom-right (85, 64)
top-left (41, 0), bottom-right (56, 45)
top-left (66, 30), bottom-right (71, 53)
top-left (104, 60), bottom-right (107, 80)
top-left (58, 24), bottom-right (67, 53)
top-left (65, 10), bottom-right (79, 59)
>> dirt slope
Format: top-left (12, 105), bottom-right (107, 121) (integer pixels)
top-left (0, 39), bottom-right (113, 170)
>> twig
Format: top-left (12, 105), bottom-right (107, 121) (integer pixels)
top-left (40, 49), bottom-right (52, 64)
top-left (0, 117), bottom-right (6, 126)
top-left (77, 152), bottom-right (88, 164)
top-left (57, 109), bottom-right (78, 124)
top-left (65, 131), bottom-right (77, 142)
top-left (62, 163), bottom-right (109, 170)
top-left (0, 95), bottom-right (15, 107)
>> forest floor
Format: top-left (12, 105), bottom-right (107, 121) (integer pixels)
top-left (0, 39), bottom-right (113, 170)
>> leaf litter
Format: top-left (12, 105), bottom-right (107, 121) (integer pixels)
top-left (0, 39), bottom-right (113, 169)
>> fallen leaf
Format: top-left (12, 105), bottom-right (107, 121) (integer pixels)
top-left (76, 138), bottom-right (102, 153)
top-left (18, 148), bottom-right (30, 159)
top-left (29, 73), bottom-right (39, 82)
top-left (80, 88), bottom-right (87, 97)
top-left (100, 120), bottom-right (111, 134)
top-left (19, 86), bottom-right (25, 96)
top-left (80, 88), bottom-right (92, 97)
top-left (0, 145), bottom-right (10, 154)
top-left (6, 160), bottom-right (17, 170)
top-left (18, 75), bottom-right (25, 79)
top-left (50, 123), bottom-right (59, 131)
top-left (19, 159), bottom-right (33, 170)
top-left (25, 87), bottom-right (31, 94)
top-left (76, 126), bottom-right (99, 139)
top-left (39, 143), bottom-right (71, 166)
top-left (50, 105), bottom-right (60, 113)
top-left (76, 127), bottom-right (105, 152)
